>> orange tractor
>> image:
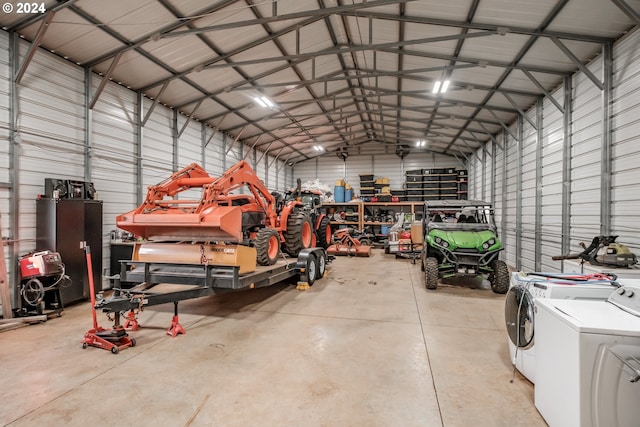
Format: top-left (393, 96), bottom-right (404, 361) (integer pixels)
top-left (116, 160), bottom-right (314, 267)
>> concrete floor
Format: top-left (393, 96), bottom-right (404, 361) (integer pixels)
top-left (0, 251), bottom-right (546, 427)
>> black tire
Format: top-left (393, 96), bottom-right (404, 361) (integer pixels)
top-left (424, 257), bottom-right (439, 290)
top-left (255, 228), bottom-right (280, 265)
top-left (490, 259), bottom-right (510, 294)
top-left (82, 342), bottom-right (87, 349)
top-left (384, 241), bottom-right (390, 254)
top-left (316, 252), bottom-right (327, 278)
top-left (306, 255), bottom-right (317, 286)
top-left (284, 211), bottom-right (313, 256)
top-left (359, 238), bottom-right (372, 247)
top-left (111, 346), bottom-right (119, 354)
top-left (130, 338), bottom-right (136, 347)
top-left (316, 216), bottom-right (332, 248)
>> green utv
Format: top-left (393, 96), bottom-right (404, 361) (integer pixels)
top-left (420, 200), bottom-right (509, 294)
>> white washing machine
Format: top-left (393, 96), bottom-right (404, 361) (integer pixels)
top-left (504, 271), bottom-right (620, 383)
top-left (535, 285), bottom-right (640, 427)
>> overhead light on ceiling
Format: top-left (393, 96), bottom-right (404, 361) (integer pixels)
top-left (255, 96), bottom-right (275, 108)
top-left (432, 80), bottom-right (450, 94)
top-left (314, 145), bottom-right (324, 152)
top-left (416, 140), bottom-right (427, 147)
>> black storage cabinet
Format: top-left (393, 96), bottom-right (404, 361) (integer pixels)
top-left (36, 198), bottom-right (103, 305)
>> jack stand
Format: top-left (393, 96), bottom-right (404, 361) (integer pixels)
top-left (166, 302), bottom-right (185, 337)
top-left (123, 310), bottom-right (140, 331)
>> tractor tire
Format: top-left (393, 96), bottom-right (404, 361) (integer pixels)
top-left (424, 257), bottom-right (439, 290)
top-left (490, 259), bottom-right (510, 294)
top-left (316, 217), bottom-right (332, 248)
top-left (283, 211), bottom-right (314, 256)
top-left (255, 228), bottom-right (280, 265)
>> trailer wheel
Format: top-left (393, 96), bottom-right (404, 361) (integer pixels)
top-left (424, 257), bottom-right (439, 290)
top-left (284, 212), bottom-right (313, 256)
top-left (305, 255), bottom-right (317, 286)
top-left (255, 228), bottom-right (280, 265)
top-left (316, 216), bottom-right (332, 248)
top-left (316, 252), bottom-right (327, 278)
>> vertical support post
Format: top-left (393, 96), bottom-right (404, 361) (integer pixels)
top-left (84, 67), bottom-right (93, 181)
top-left (561, 76), bottom-right (573, 260)
top-left (201, 123), bottom-right (207, 170)
top-left (491, 141), bottom-right (497, 207)
top-left (222, 136), bottom-right (227, 171)
top-left (481, 145), bottom-right (487, 201)
top-left (600, 42), bottom-right (613, 236)
top-left (535, 97), bottom-right (543, 271)
top-left (135, 92), bottom-right (144, 205)
top-left (515, 116), bottom-right (523, 270)
top-left (501, 134), bottom-right (508, 262)
top-left (8, 32), bottom-right (19, 308)
top-left (172, 109), bottom-right (179, 170)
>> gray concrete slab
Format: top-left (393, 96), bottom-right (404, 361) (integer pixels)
top-left (0, 251), bottom-right (544, 426)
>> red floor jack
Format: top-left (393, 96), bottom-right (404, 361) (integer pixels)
top-left (81, 245), bottom-right (135, 354)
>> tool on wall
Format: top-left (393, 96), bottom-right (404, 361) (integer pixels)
top-left (552, 235), bottom-right (638, 268)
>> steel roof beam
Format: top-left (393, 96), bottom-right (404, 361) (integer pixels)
top-left (550, 36), bottom-right (604, 90)
top-left (85, 0), bottom-right (241, 67)
top-left (522, 69), bottom-right (564, 113)
top-left (6, 0), bottom-right (77, 31)
top-left (444, 0), bottom-right (571, 153)
top-left (348, 10), bottom-right (615, 44)
top-left (159, 0), bottom-right (416, 38)
top-left (611, 0), bottom-right (640, 26)
top-left (15, 11), bottom-right (56, 85)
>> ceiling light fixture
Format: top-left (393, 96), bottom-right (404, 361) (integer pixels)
top-left (314, 145), bottom-right (324, 152)
top-left (416, 140), bottom-right (427, 147)
top-left (433, 80), bottom-right (450, 94)
top-left (254, 96), bottom-right (275, 108)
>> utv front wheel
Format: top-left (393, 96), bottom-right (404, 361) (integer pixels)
top-left (490, 259), bottom-right (509, 294)
top-left (424, 257), bottom-right (439, 290)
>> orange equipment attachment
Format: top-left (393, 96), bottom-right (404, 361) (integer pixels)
top-left (117, 161), bottom-right (280, 243)
top-left (116, 160), bottom-right (314, 267)
top-left (326, 228), bottom-right (372, 257)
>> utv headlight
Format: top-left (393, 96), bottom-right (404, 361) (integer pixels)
top-left (435, 237), bottom-right (442, 244)
top-left (482, 238), bottom-right (496, 250)
top-left (441, 241), bottom-right (449, 248)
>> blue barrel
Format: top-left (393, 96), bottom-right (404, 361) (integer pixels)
top-left (344, 189), bottom-right (353, 201)
top-left (334, 186), bottom-right (345, 202)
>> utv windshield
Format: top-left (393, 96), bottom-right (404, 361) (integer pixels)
top-left (426, 205), bottom-right (497, 231)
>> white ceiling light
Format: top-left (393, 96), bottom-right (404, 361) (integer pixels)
top-left (416, 140), bottom-right (426, 147)
top-left (314, 145), bottom-right (325, 152)
top-left (254, 96), bottom-right (275, 108)
top-left (432, 80), bottom-right (450, 94)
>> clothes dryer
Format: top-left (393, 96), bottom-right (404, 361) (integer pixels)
top-left (535, 285), bottom-right (640, 427)
top-left (504, 272), bottom-right (619, 383)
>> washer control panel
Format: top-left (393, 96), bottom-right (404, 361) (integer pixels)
top-left (608, 286), bottom-right (640, 317)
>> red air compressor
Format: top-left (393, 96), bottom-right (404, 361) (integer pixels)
top-left (16, 250), bottom-right (69, 317)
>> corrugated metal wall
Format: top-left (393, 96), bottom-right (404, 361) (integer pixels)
top-left (520, 110), bottom-right (538, 272)
top-left (16, 39), bottom-right (86, 255)
top-left (611, 30), bottom-right (640, 251)
top-left (570, 56), bottom-right (604, 247)
top-left (540, 91), bottom-right (565, 271)
top-left (0, 33), bottom-right (290, 302)
top-left (293, 152), bottom-right (459, 199)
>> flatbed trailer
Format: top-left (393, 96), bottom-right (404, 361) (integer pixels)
top-left (96, 248), bottom-right (329, 326)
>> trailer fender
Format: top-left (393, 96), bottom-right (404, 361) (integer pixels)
top-left (296, 248), bottom-right (329, 286)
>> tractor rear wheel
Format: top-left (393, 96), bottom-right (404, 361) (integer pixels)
top-left (284, 211), bottom-right (313, 256)
top-left (255, 228), bottom-right (280, 265)
top-left (490, 259), bottom-right (510, 294)
top-left (316, 216), bottom-right (332, 248)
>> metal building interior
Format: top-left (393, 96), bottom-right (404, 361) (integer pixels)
top-left (1, 0), bottom-right (640, 426)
